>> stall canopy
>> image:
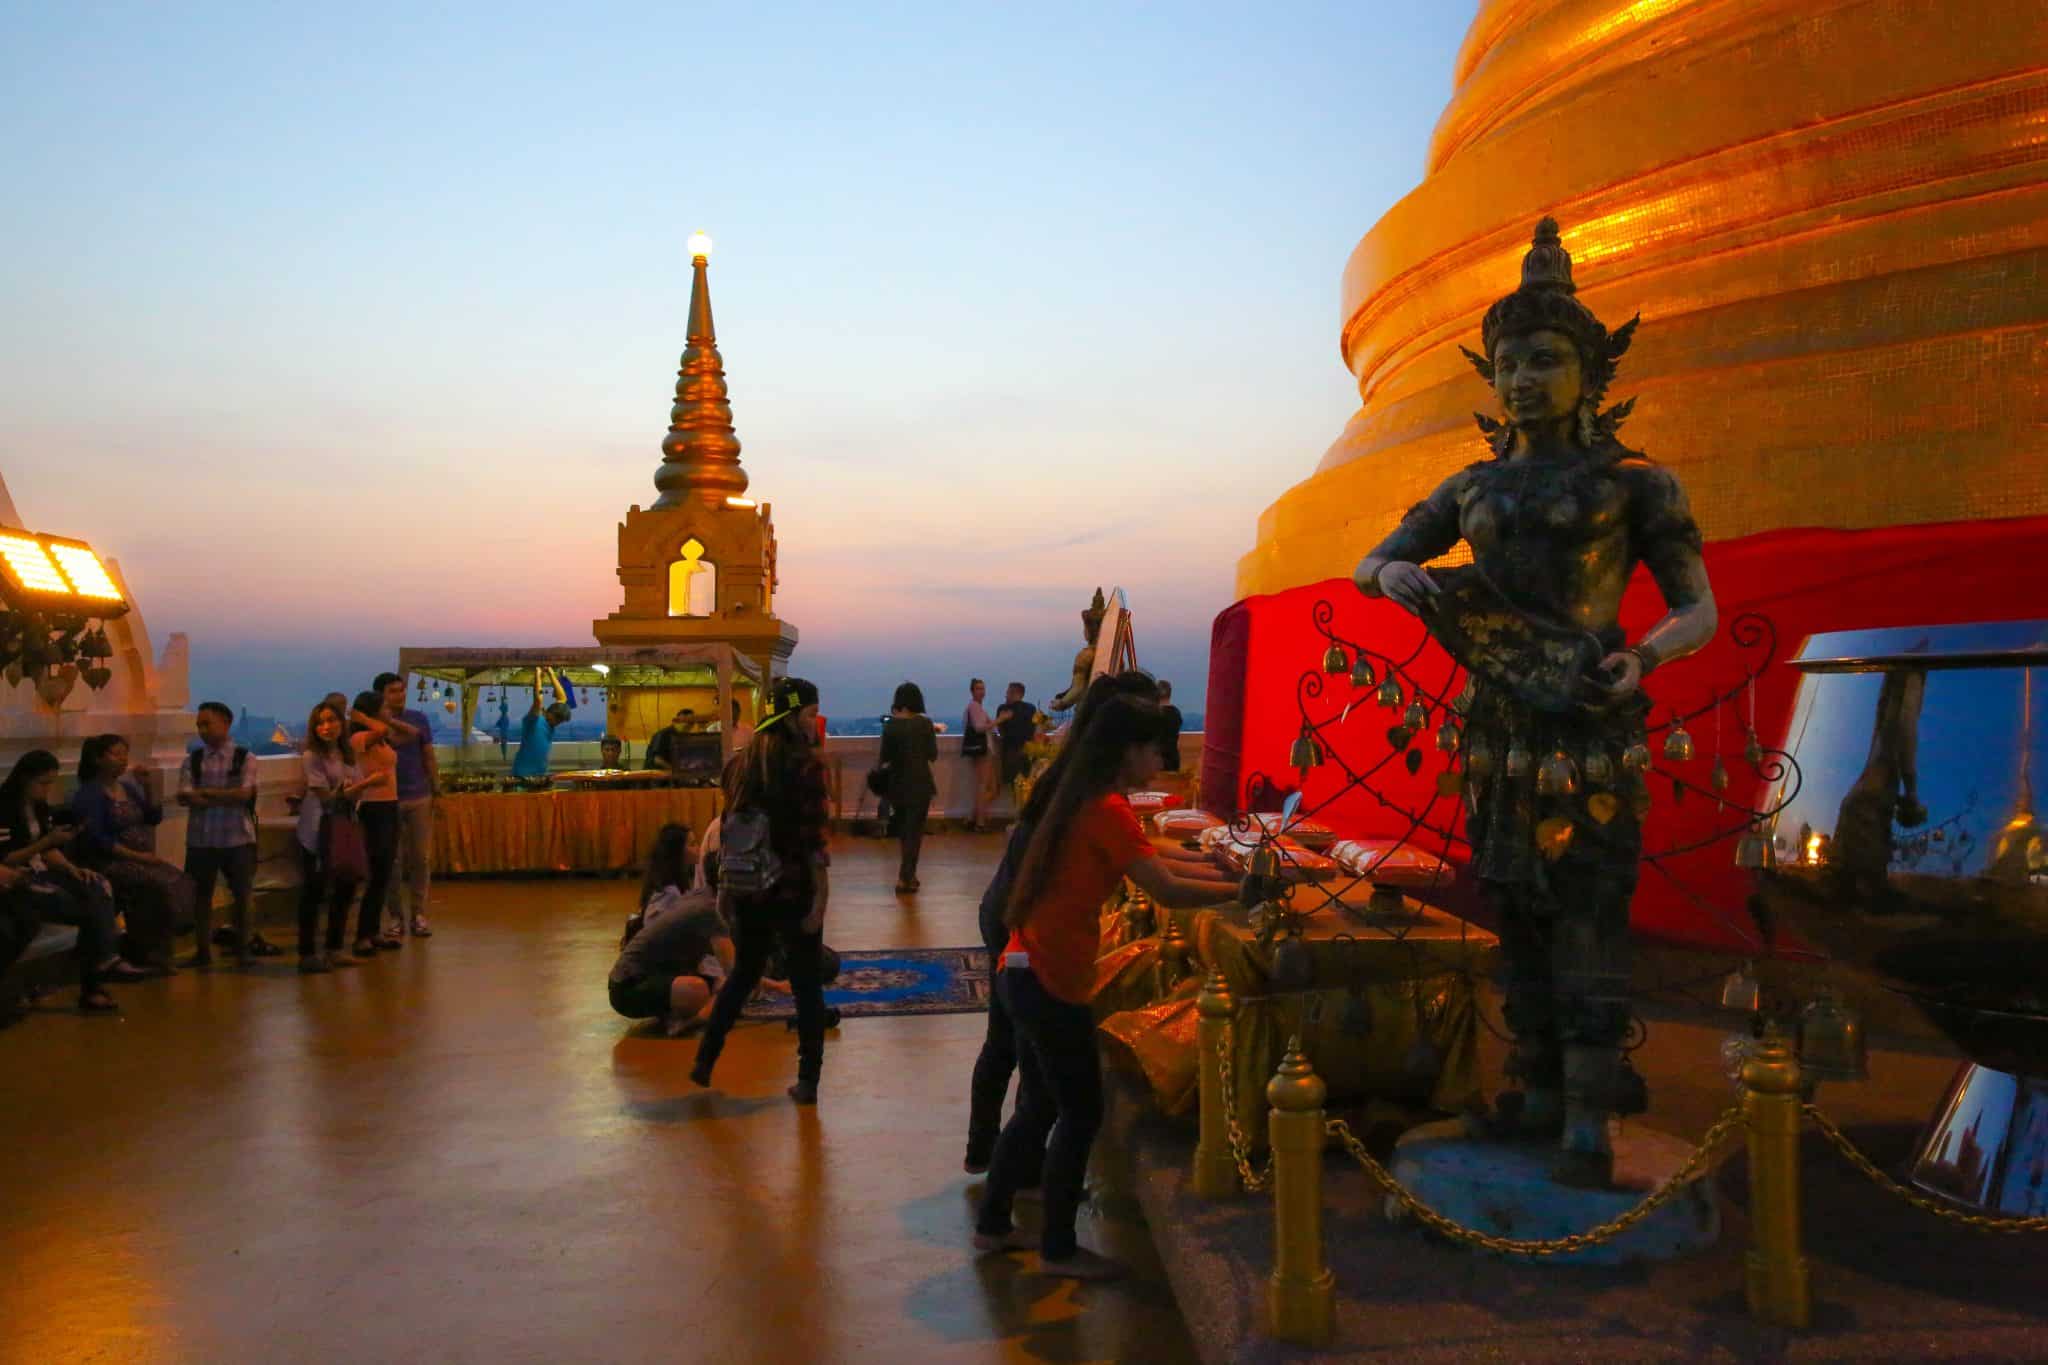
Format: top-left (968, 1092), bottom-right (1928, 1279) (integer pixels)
top-left (395, 643), bottom-right (765, 755)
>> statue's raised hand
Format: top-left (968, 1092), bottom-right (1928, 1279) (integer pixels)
top-left (1371, 562), bottom-right (1440, 617)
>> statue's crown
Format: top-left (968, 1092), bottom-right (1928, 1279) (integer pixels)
top-left (1520, 217), bottom-right (1576, 295)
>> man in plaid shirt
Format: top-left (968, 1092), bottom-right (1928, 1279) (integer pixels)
top-left (177, 701), bottom-right (260, 968)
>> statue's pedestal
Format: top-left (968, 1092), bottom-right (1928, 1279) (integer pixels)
top-left (1386, 1119), bottom-right (1721, 1267)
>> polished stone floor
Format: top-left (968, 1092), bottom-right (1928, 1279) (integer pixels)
top-left (0, 834), bottom-right (1195, 1364)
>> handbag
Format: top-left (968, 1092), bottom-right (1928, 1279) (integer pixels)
top-left (320, 804), bottom-right (370, 885)
top-left (865, 764), bottom-right (891, 798)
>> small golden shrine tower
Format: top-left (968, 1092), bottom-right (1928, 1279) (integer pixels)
top-left (594, 233), bottom-right (799, 691)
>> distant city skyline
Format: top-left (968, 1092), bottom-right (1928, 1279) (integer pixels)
top-left (1, 2), bottom-right (1476, 722)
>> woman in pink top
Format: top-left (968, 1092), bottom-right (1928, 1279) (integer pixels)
top-left (348, 690), bottom-right (403, 956)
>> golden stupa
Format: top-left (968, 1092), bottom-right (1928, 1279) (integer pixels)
top-left (1238, 0), bottom-right (2048, 599)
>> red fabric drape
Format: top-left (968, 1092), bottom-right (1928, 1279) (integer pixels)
top-left (1213, 515), bottom-right (2048, 952)
top-left (1199, 600), bottom-right (1253, 813)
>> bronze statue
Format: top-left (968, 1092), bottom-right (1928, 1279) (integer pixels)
top-left (1048, 588), bottom-right (1109, 713)
top-left (1354, 218), bottom-right (1718, 1187)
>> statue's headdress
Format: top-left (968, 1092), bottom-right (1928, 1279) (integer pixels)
top-left (1461, 217), bottom-right (1639, 455)
top-left (1082, 587), bottom-right (1107, 641)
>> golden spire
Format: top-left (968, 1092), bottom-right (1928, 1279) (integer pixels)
top-left (653, 232), bottom-right (748, 508)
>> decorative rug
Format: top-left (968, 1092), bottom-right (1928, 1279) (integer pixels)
top-left (743, 946), bottom-right (990, 1020)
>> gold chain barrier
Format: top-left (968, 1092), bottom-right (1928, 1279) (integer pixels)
top-left (1322, 1109), bottom-right (1745, 1258)
top-left (1803, 1103), bottom-right (2048, 1234)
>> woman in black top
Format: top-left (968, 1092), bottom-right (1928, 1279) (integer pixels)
top-left (880, 681), bottom-right (938, 894)
top-left (689, 677), bottom-right (834, 1104)
top-left (0, 750), bottom-right (142, 1011)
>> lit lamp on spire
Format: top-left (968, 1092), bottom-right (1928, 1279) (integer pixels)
top-left (595, 228), bottom-right (799, 702)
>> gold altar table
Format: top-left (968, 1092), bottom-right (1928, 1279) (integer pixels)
top-left (431, 787), bottom-right (723, 875)
top-left (1096, 893), bottom-right (1498, 1147)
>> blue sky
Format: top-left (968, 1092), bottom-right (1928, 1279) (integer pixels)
top-left (0, 0), bottom-right (1476, 723)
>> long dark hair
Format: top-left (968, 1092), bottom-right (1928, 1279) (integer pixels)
top-left (1015, 669), bottom-right (1160, 832)
top-left (349, 691), bottom-right (384, 746)
top-left (727, 713), bottom-right (807, 813)
top-left (78, 733), bottom-right (129, 784)
top-left (1005, 693), bottom-right (1164, 929)
top-left (0, 749), bottom-right (61, 823)
top-left (639, 821), bottom-right (695, 907)
top-left (892, 681), bottom-right (925, 715)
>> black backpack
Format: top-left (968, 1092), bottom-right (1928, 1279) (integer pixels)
top-left (718, 805), bottom-right (784, 898)
top-left (187, 745), bottom-right (257, 812)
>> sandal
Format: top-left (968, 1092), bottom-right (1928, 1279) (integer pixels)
top-left (376, 935), bottom-right (403, 951)
top-left (102, 959), bottom-right (152, 982)
top-left (79, 990), bottom-right (119, 1014)
top-left (353, 940), bottom-right (380, 959)
top-left (409, 918), bottom-right (432, 938)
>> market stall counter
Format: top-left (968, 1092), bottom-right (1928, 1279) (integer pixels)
top-left (432, 783), bottom-right (722, 876)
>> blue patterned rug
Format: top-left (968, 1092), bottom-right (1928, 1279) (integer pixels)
top-left (743, 946), bottom-right (990, 1019)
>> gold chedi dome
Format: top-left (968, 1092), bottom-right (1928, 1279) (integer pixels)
top-left (1238, 0), bottom-right (2048, 598)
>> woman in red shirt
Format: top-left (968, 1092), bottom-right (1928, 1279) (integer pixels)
top-left (973, 693), bottom-right (1236, 1280)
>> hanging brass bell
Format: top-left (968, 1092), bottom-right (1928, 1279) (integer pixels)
top-left (1338, 990), bottom-right (1374, 1038)
top-left (1797, 992), bottom-right (1869, 1084)
top-left (1403, 700), bottom-right (1428, 730)
top-left (1734, 828), bottom-right (1776, 871)
top-left (1719, 963), bottom-right (1762, 1013)
top-left (1385, 724), bottom-right (1415, 752)
top-left (1504, 740), bottom-right (1533, 779)
top-left (1289, 735), bottom-right (1323, 771)
top-left (1435, 722), bottom-right (1461, 754)
top-left (1322, 643), bottom-right (1349, 675)
top-left (1535, 748), bottom-right (1581, 797)
top-left (83, 666), bottom-right (113, 691)
top-left (1270, 933), bottom-right (1315, 992)
top-left (1465, 743), bottom-right (1494, 778)
top-left (1711, 756), bottom-right (1730, 794)
top-left (1622, 740), bottom-right (1653, 774)
top-left (1744, 732), bottom-right (1765, 767)
top-left (1581, 749), bottom-right (1615, 785)
top-left (1662, 724), bottom-right (1695, 762)
top-left (1377, 677), bottom-right (1404, 709)
top-left (1350, 655), bottom-right (1378, 690)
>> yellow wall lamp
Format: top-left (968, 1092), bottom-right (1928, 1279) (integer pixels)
top-left (0, 531), bottom-right (131, 704)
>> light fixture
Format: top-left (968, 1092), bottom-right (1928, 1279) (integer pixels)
top-left (591, 662), bottom-right (612, 676)
top-left (725, 496), bottom-right (757, 509)
top-left (687, 229), bottom-right (714, 261)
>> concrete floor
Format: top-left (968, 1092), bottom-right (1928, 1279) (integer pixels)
top-left (0, 834), bottom-right (1195, 1365)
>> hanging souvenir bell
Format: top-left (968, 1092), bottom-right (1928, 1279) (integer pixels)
top-left (1622, 740), bottom-right (1653, 774)
top-left (1504, 739), bottom-right (1533, 779)
top-left (1322, 643), bottom-right (1349, 675)
top-left (1376, 677), bottom-right (1404, 710)
top-left (1581, 748), bottom-right (1615, 785)
top-left (1289, 734), bottom-right (1323, 771)
top-left (1350, 655), bottom-right (1378, 690)
top-left (1338, 989), bottom-right (1374, 1038)
top-left (83, 666), bottom-right (113, 691)
top-left (1434, 721), bottom-right (1461, 755)
top-left (1535, 747), bottom-right (1580, 797)
top-left (1270, 932), bottom-right (1315, 992)
top-left (1662, 722), bottom-right (1696, 763)
top-left (1385, 724), bottom-right (1415, 752)
top-left (1797, 992), bottom-right (1869, 1084)
top-left (1465, 742), bottom-right (1495, 779)
top-left (1744, 731), bottom-right (1765, 767)
top-left (1711, 756), bottom-right (1730, 795)
top-left (1450, 676), bottom-right (1476, 716)
top-left (1734, 827), bottom-right (1775, 870)
top-left (1719, 962), bottom-right (1762, 1013)
top-left (1403, 700), bottom-right (1428, 731)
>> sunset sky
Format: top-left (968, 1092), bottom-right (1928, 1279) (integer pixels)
top-left (1, 1), bottom-right (1474, 724)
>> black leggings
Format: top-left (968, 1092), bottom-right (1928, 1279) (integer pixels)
top-left (356, 803), bottom-right (401, 943)
top-left (695, 894), bottom-right (828, 1083)
top-left (297, 844), bottom-right (356, 957)
top-left (966, 896), bottom-right (1016, 1161)
top-left (895, 798), bottom-right (931, 884)
top-left (975, 967), bottom-right (1103, 1260)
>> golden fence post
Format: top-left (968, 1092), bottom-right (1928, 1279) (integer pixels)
top-left (1266, 1037), bottom-right (1335, 1346)
top-left (1193, 969), bottom-right (1239, 1199)
top-left (1742, 1027), bottom-right (1811, 1329)
top-left (1155, 913), bottom-right (1190, 999)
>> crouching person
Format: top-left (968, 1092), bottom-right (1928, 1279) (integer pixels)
top-left (609, 823), bottom-right (733, 1038)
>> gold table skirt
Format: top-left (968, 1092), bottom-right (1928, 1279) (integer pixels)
top-left (1096, 894), bottom-right (1499, 1147)
top-left (432, 788), bottom-right (724, 875)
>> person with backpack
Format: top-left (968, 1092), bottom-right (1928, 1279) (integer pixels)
top-left (688, 676), bottom-right (833, 1104)
top-left (176, 701), bottom-right (263, 968)
top-left (972, 692), bottom-right (1238, 1280)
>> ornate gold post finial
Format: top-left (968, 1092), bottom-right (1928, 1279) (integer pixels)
top-left (1193, 969), bottom-right (1240, 1200)
top-left (1266, 1038), bottom-right (1334, 1346)
top-left (1741, 1025), bottom-right (1811, 1329)
top-left (653, 230), bottom-right (749, 509)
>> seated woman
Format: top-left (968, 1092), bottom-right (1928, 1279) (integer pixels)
top-left (71, 733), bottom-right (196, 971)
top-left (608, 823), bottom-right (734, 1038)
top-left (0, 750), bottom-right (147, 1012)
